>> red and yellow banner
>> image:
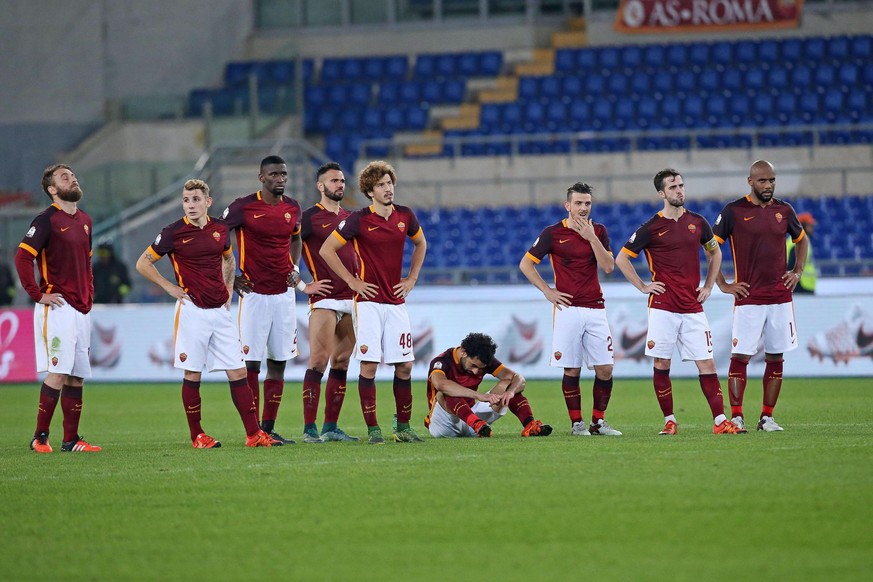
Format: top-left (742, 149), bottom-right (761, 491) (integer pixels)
top-left (615, 0), bottom-right (803, 34)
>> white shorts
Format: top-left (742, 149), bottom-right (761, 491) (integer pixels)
top-left (353, 301), bottom-right (414, 364)
top-left (34, 303), bottom-right (91, 378)
top-left (731, 302), bottom-right (798, 355)
top-left (645, 308), bottom-right (714, 362)
top-left (175, 300), bottom-right (245, 372)
top-left (238, 290), bottom-right (298, 362)
top-left (550, 306), bottom-right (614, 369)
top-left (310, 298), bottom-right (354, 323)
top-left (428, 399), bottom-right (508, 438)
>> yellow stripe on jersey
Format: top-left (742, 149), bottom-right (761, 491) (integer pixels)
top-left (302, 242), bottom-right (318, 280)
top-left (18, 242), bottom-right (38, 257)
top-left (409, 227), bottom-right (424, 241)
top-left (331, 230), bottom-right (348, 244)
top-left (524, 251), bottom-right (541, 265)
top-left (620, 247), bottom-right (639, 259)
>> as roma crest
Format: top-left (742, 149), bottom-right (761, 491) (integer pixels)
top-left (212, 231), bottom-right (221, 241)
top-left (554, 351), bottom-right (562, 361)
top-left (687, 224), bottom-right (696, 232)
top-left (179, 353), bottom-right (188, 362)
top-left (647, 340), bottom-right (655, 350)
top-left (284, 212), bottom-right (292, 223)
top-left (243, 345), bottom-right (250, 355)
top-left (397, 221), bottom-right (406, 231)
top-left (775, 212), bottom-right (783, 223)
top-left (360, 345), bottom-right (368, 354)
top-left (51, 356), bottom-right (59, 366)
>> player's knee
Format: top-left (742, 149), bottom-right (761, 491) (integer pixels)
top-left (245, 361), bottom-right (261, 373)
top-left (594, 365), bottom-right (613, 380)
top-left (309, 354), bottom-right (329, 373)
top-left (394, 362), bottom-right (413, 378)
top-left (696, 359), bottom-right (717, 374)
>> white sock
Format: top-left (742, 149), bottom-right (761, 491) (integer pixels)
top-left (664, 414), bottom-right (676, 423)
top-left (714, 414), bottom-right (727, 425)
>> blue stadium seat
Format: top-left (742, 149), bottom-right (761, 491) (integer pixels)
top-left (699, 69), bottom-right (720, 92)
top-left (479, 51), bottom-right (503, 76)
top-left (555, 49), bottom-right (577, 73)
top-left (225, 62), bottom-right (252, 86)
top-left (746, 67), bottom-right (766, 91)
top-left (342, 58), bottom-right (365, 80)
top-left (305, 85), bottom-right (327, 108)
top-left (568, 100), bottom-right (591, 130)
top-left (828, 36), bottom-right (851, 61)
top-left (781, 39), bottom-right (803, 63)
top-left (768, 68), bottom-right (789, 92)
top-left (759, 39), bottom-right (780, 63)
top-left (622, 45), bottom-right (643, 69)
top-left (518, 77), bottom-right (539, 101)
top-left (688, 42), bottom-right (710, 67)
top-left (735, 41), bottom-right (757, 64)
top-left (644, 45), bottom-right (666, 69)
top-left (348, 83), bottom-right (371, 105)
top-left (666, 44), bottom-right (689, 68)
top-left (850, 35), bottom-right (872, 62)
top-left (327, 84), bottom-right (351, 106)
top-left (815, 65), bottom-right (837, 88)
top-left (378, 82), bottom-right (402, 104)
top-left (600, 47), bottom-right (621, 70)
top-left (545, 101), bottom-right (567, 130)
top-left (577, 48), bottom-right (598, 71)
top-left (803, 37), bottom-right (827, 63)
top-left (608, 72), bottom-right (629, 94)
top-left (791, 66), bottom-right (814, 91)
top-left (414, 54), bottom-right (438, 78)
top-left (401, 81), bottom-right (422, 102)
top-left (436, 54), bottom-right (458, 78)
top-left (562, 75), bottom-right (584, 98)
top-left (386, 56), bottom-right (408, 79)
top-left (630, 71), bottom-right (652, 95)
top-left (710, 41), bottom-right (733, 68)
top-left (540, 76), bottom-right (561, 100)
top-left (838, 63), bottom-right (859, 88)
top-left (775, 92), bottom-right (798, 125)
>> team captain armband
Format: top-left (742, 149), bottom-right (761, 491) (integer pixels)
top-left (703, 238), bottom-right (719, 251)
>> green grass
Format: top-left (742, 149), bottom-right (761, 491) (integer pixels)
top-left (1, 378), bottom-right (871, 581)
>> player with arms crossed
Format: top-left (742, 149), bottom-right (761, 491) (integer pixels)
top-left (320, 161), bottom-right (427, 444)
top-left (16, 164), bottom-right (101, 453)
top-left (221, 155), bottom-right (329, 445)
top-left (713, 160), bottom-right (807, 432)
top-left (299, 162), bottom-right (360, 442)
top-left (615, 169), bottom-right (740, 435)
top-left (519, 182), bottom-right (621, 436)
top-left (136, 179), bottom-right (272, 448)
top-left (425, 332), bottom-right (552, 438)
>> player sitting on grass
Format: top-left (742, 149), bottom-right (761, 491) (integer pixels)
top-left (424, 332), bottom-right (552, 438)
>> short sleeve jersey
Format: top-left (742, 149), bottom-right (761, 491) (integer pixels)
top-left (220, 192), bottom-right (301, 295)
top-left (18, 205), bottom-right (94, 314)
top-left (332, 204), bottom-right (423, 305)
top-left (712, 195), bottom-right (804, 306)
top-left (300, 204), bottom-right (357, 304)
top-left (425, 347), bottom-right (505, 422)
top-left (147, 216), bottom-right (232, 309)
top-left (621, 209), bottom-right (715, 314)
top-left (524, 219), bottom-right (610, 308)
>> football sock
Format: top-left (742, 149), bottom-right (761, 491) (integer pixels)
top-left (246, 368), bottom-right (261, 419)
top-left (728, 357), bottom-right (748, 413)
top-left (321, 422), bottom-right (337, 434)
top-left (393, 375), bottom-right (413, 425)
top-left (304, 422), bottom-right (318, 435)
top-left (653, 367), bottom-right (673, 417)
top-left (359, 375), bottom-right (378, 428)
top-left (229, 378), bottom-right (260, 436)
top-left (61, 385), bottom-right (83, 443)
top-left (508, 393), bottom-right (533, 426)
top-left (561, 373), bottom-right (583, 423)
top-left (698, 373), bottom-right (726, 419)
top-left (324, 368), bottom-right (348, 424)
top-left (445, 396), bottom-right (476, 426)
top-left (302, 369), bottom-right (323, 426)
top-left (665, 414), bottom-right (677, 423)
top-left (762, 359), bottom-right (784, 417)
top-left (35, 382), bottom-right (60, 436)
top-left (262, 379), bottom-right (284, 424)
top-left (182, 379), bottom-right (204, 441)
top-left (592, 376), bottom-right (613, 421)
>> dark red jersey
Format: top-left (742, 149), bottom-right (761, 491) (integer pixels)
top-left (621, 209), bottom-right (715, 314)
top-left (332, 204), bottom-right (423, 305)
top-left (16, 204), bottom-right (93, 314)
top-left (525, 219), bottom-right (610, 309)
top-left (425, 347), bottom-right (505, 426)
top-left (300, 204), bottom-right (357, 304)
top-left (147, 216), bottom-right (231, 309)
top-left (713, 195), bottom-right (804, 306)
top-left (220, 191), bottom-right (301, 295)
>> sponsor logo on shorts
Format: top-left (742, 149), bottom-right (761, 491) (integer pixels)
top-left (732, 338), bottom-right (739, 347)
top-left (179, 353), bottom-right (188, 362)
top-left (360, 345), bottom-right (368, 354)
top-left (51, 356), bottom-right (58, 366)
top-left (243, 345), bottom-right (249, 354)
top-left (775, 212), bottom-right (783, 223)
top-left (554, 351), bottom-right (562, 360)
top-left (647, 340), bottom-right (655, 349)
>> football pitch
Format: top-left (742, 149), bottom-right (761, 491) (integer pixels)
top-left (1, 378), bottom-right (870, 581)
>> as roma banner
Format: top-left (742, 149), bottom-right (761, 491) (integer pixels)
top-left (615, 0), bottom-right (803, 34)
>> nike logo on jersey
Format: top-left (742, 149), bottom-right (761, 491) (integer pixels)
top-left (60, 227), bottom-right (70, 232)
top-left (743, 216), bottom-right (755, 221)
top-left (368, 226), bottom-right (379, 231)
top-left (254, 213), bottom-right (266, 219)
top-left (658, 230), bottom-right (669, 236)
top-left (182, 238), bottom-right (193, 244)
top-left (558, 239), bottom-right (570, 244)
top-left (321, 223), bottom-right (332, 228)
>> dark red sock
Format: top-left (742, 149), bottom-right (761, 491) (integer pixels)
top-left (592, 376), bottom-right (613, 421)
top-left (359, 375), bottom-right (378, 428)
top-left (246, 369), bottom-right (261, 419)
top-left (302, 369), bottom-right (323, 425)
top-left (35, 382), bottom-right (60, 436)
top-left (230, 378), bottom-right (260, 436)
top-left (653, 367), bottom-right (673, 417)
top-left (508, 393), bottom-right (534, 426)
top-left (182, 379), bottom-right (204, 441)
top-left (699, 373), bottom-right (726, 419)
top-left (762, 359), bottom-right (783, 417)
top-left (561, 373), bottom-right (583, 423)
top-left (262, 379), bottom-right (284, 424)
top-left (728, 357), bottom-right (748, 417)
top-left (60, 385), bottom-right (83, 442)
top-left (445, 396), bottom-right (478, 427)
top-left (393, 375), bottom-right (413, 424)
top-left (324, 368), bottom-right (348, 424)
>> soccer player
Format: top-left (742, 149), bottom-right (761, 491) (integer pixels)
top-left (713, 160), bottom-right (807, 432)
top-left (615, 169), bottom-right (740, 435)
top-left (220, 155), bottom-right (329, 445)
top-left (519, 182), bottom-right (621, 437)
top-left (136, 179), bottom-right (272, 448)
top-left (299, 162), bottom-right (360, 442)
top-left (319, 160), bottom-right (427, 444)
top-left (425, 332), bottom-right (553, 438)
top-left (15, 164), bottom-right (102, 453)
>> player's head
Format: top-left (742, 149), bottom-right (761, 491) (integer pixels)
top-left (181, 178), bottom-right (212, 223)
top-left (565, 182), bottom-right (593, 219)
top-left (259, 155), bottom-right (288, 197)
top-left (316, 162), bottom-right (345, 202)
top-left (459, 332), bottom-right (497, 376)
top-left (42, 164), bottom-right (82, 203)
top-left (654, 168), bottom-right (685, 208)
top-left (748, 160), bottom-right (776, 203)
top-left (359, 160), bottom-right (397, 203)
